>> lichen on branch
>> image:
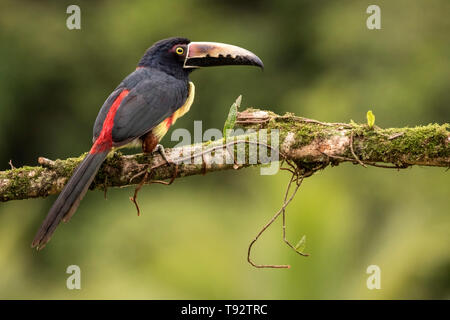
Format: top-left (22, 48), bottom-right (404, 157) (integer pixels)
top-left (1, 109), bottom-right (449, 202)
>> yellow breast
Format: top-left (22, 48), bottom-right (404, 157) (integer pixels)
top-left (153, 81), bottom-right (195, 140)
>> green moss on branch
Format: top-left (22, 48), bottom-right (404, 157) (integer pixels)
top-left (1, 109), bottom-right (448, 202)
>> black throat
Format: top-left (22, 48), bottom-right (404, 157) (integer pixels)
top-left (138, 54), bottom-right (190, 80)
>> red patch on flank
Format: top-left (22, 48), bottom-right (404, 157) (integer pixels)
top-left (165, 114), bottom-right (174, 129)
top-left (90, 89), bottom-right (130, 153)
top-left (136, 66), bottom-right (145, 70)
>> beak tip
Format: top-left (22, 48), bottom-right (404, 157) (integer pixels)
top-left (246, 55), bottom-right (264, 70)
top-left (257, 60), bottom-right (264, 70)
top-left (247, 52), bottom-right (264, 70)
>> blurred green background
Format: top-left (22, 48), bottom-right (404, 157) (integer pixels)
top-left (0, 0), bottom-right (449, 299)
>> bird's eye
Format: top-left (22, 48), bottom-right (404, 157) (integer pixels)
top-left (175, 47), bottom-right (184, 55)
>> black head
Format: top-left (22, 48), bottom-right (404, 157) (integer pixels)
top-left (138, 37), bottom-right (191, 79)
top-left (138, 37), bottom-right (264, 79)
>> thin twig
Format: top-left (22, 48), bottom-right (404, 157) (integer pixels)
top-left (324, 153), bottom-right (409, 169)
top-left (129, 154), bottom-right (180, 215)
top-left (247, 171), bottom-right (298, 269)
top-left (281, 174), bottom-right (309, 257)
top-left (8, 160), bottom-right (15, 170)
top-left (388, 132), bottom-right (405, 140)
top-left (129, 168), bottom-right (149, 216)
top-left (278, 115), bottom-right (353, 128)
top-left (149, 164), bottom-right (179, 185)
top-left (350, 131), bottom-right (367, 168)
top-left (146, 139), bottom-right (282, 173)
top-left (129, 164), bottom-right (148, 183)
top-left (247, 153), bottom-right (315, 269)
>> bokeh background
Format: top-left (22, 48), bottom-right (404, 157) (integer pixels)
top-left (0, 0), bottom-right (449, 299)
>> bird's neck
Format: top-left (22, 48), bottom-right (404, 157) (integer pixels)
top-left (138, 55), bottom-right (189, 80)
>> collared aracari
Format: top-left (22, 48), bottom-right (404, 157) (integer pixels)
top-left (32, 37), bottom-right (263, 249)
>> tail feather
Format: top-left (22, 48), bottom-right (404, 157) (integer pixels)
top-left (32, 151), bottom-right (108, 250)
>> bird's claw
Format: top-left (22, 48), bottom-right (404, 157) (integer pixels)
top-left (155, 144), bottom-right (172, 166)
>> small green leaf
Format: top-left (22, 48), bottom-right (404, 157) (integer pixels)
top-left (367, 110), bottom-right (375, 128)
top-left (223, 95), bottom-right (241, 138)
top-left (294, 235), bottom-right (307, 253)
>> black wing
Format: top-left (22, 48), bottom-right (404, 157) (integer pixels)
top-left (111, 70), bottom-right (188, 146)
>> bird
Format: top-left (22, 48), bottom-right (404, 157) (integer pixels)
top-left (31, 37), bottom-right (263, 250)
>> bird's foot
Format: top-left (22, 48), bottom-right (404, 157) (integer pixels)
top-left (151, 144), bottom-right (178, 185)
top-left (154, 144), bottom-right (172, 165)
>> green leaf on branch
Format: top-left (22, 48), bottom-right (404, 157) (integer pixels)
top-left (367, 110), bottom-right (375, 129)
top-left (223, 95), bottom-right (241, 139)
top-left (294, 235), bottom-right (307, 253)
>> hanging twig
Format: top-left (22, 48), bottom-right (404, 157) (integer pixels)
top-left (247, 159), bottom-right (315, 268)
top-left (129, 168), bottom-right (149, 216)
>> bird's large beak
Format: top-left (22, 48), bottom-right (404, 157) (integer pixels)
top-left (184, 42), bottom-right (264, 69)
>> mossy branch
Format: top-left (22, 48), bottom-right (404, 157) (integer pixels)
top-left (1, 109), bottom-right (449, 202)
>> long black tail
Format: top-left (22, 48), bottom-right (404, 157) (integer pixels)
top-left (32, 151), bottom-right (109, 250)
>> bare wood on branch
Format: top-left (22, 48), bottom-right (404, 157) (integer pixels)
top-left (1, 109), bottom-right (449, 202)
